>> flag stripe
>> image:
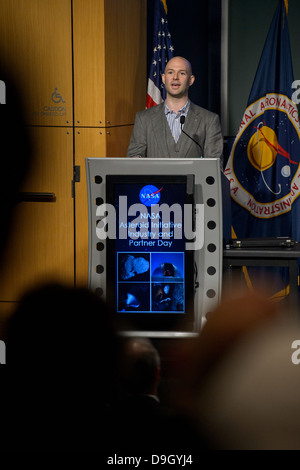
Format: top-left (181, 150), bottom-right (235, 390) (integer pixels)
top-left (146, 0), bottom-right (174, 108)
top-left (146, 78), bottom-right (163, 107)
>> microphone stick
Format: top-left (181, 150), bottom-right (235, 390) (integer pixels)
top-left (180, 115), bottom-right (203, 157)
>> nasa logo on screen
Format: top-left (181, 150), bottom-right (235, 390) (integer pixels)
top-left (139, 185), bottom-right (163, 206)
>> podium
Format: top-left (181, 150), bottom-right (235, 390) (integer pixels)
top-left (86, 158), bottom-right (224, 337)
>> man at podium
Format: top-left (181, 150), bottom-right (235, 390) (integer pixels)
top-left (127, 56), bottom-right (223, 162)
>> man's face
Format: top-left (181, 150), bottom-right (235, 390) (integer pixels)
top-left (162, 57), bottom-right (195, 99)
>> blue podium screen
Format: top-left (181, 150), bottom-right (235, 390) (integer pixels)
top-left (106, 175), bottom-right (195, 332)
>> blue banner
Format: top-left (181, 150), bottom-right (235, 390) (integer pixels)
top-left (225, 0), bottom-right (300, 296)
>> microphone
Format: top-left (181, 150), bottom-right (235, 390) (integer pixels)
top-left (180, 115), bottom-right (203, 157)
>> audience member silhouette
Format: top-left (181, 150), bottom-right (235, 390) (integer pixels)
top-left (0, 64), bottom-right (33, 340)
top-left (3, 282), bottom-right (122, 450)
top-left (172, 287), bottom-right (300, 450)
top-left (111, 336), bottom-right (203, 453)
top-left (0, 66), bottom-right (123, 450)
top-left (0, 66), bottom-right (32, 267)
top-left (117, 337), bottom-right (162, 408)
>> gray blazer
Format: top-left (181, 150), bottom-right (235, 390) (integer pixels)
top-left (127, 101), bottom-right (223, 161)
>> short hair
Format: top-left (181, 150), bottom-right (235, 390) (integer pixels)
top-left (121, 337), bottom-right (160, 395)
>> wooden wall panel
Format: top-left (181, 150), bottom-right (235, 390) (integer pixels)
top-left (73, 0), bottom-right (106, 127)
top-left (0, 0), bottom-right (73, 126)
top-left (73, 0), bottom-right (146, 128)
top-left (74, 129), bottom-right (107, 286)
top-left (0, 0), bottom-right (147, 298)
top-left (106, 125), bottom-right (134, 157)
top-left (105, 0), bottom-right (147, 126)
top-left (0, 127), bottom-right (75, 301)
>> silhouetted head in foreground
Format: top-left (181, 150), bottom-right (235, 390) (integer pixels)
top-left (0, 66), bottom-right (32, 264)
top-left (3, 282), bottom-right (121, 449)
top-left (5, 282), bottom-right (119, 374)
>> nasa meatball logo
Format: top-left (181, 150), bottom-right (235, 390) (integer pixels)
top-left (225, 93), bottom-right (300, 218)
top-left (139, 185), bottom-right (163, 206)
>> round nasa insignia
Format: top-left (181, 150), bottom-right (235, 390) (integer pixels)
top-left (225, 93), bottom-right (300, 219)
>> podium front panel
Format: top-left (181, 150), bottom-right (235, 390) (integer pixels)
top-left (86, 158), bottom-right (223, 337)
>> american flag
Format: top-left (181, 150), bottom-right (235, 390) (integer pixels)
top-left (146, 0), bottom-right (174, 108)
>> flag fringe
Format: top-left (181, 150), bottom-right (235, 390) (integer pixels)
top-left (161, 0), bottom-right (168, 14)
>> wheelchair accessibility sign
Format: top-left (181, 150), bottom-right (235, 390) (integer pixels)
top-left (51, 87), bottom-right (65, 104)
top-left (33, 86), bottom-right (67, 118)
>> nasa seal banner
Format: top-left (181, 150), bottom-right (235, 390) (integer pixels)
top-left (227, 93), bottom-right (300, 233)
top-left (226, 0), bottom-right (300, 237)
top-left (225, 0), bottom-right (300, 295)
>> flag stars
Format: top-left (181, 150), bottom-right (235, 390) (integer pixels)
top-left (146, 2), bottom-right (174, 107)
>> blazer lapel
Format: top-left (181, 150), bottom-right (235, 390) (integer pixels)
top-left (179, 102), bottom-right (201, 155)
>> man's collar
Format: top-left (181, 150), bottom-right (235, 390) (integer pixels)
top-left (164, 99), bottom-right (190, 115)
